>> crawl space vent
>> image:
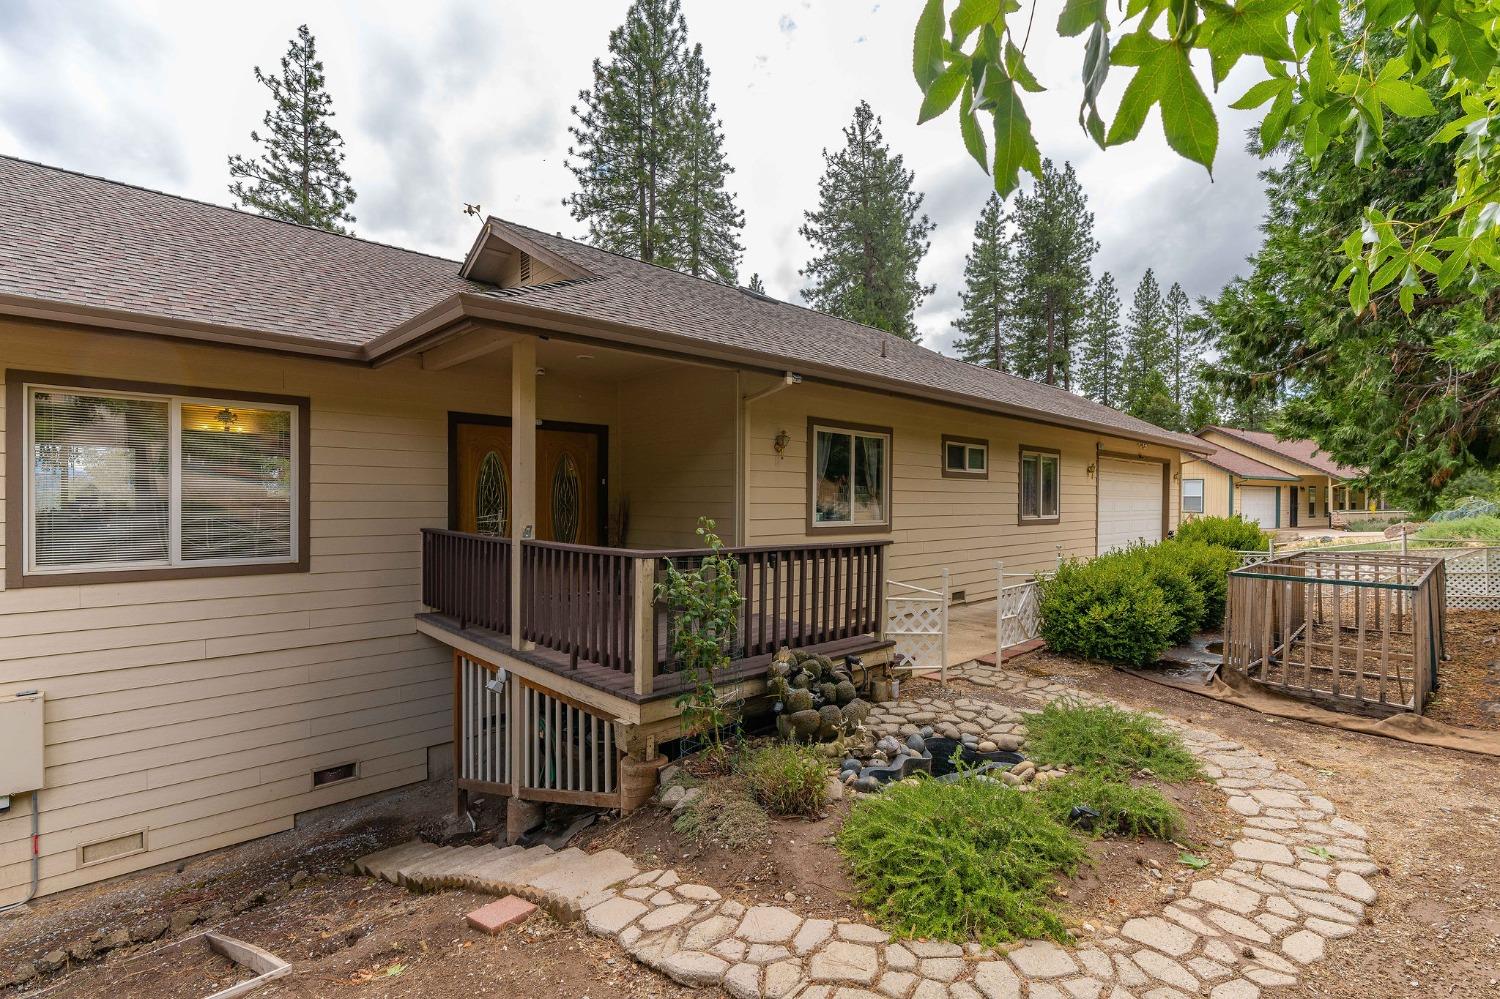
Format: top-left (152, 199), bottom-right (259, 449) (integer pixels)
top-left (80, 830), bottom-right (146, 866)
top-left (312, 762), bottom-right (358, 787)
top-left (951, 589), bottom-right (966, 604)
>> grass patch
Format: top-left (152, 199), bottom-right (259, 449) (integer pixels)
top-left (1023, 700), bottom-right (1203, 782)
top-left (1035, 772), bottom-right (1183, 840)
top-left (1415, 515), bottom-right (1500, 544)
top-left (837, 775), bottom-right (1086, 946)
top-left (673, 778), bottom-right (769, 849)
top-left (737, 742), bottom-right (828, 817)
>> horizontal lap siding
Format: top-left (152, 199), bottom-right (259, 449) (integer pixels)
top-left (744, 380), bottom-right (1184, 603)
top-left (0, 321), bottom-right (619, 903)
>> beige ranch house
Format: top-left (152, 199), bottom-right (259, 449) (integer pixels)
top-left (1181, 426), bottom-right (1403, 532)
top-left (0, 156), bottom-right (1210, 904)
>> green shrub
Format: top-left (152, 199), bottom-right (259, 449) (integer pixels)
top-left (1116, 545), bottom-right (1205, 645)
top-left (1023, 700), bottom-right (1203, 782)
top-left (1159, 540), bottom-right (1240, 629)
top-left (837, 776), bottom-right (1086, 945)
top-left (1415, 515), bottom-right (1500, 544)
top-left (1036, 772), bottom-right (1183, 840)
top-left (1176, 515), bottom-right (1269, 551)
top-left (1038, 554), bottom-right (1178, 665)
top-left (737, 743), bottom-right (828, 816)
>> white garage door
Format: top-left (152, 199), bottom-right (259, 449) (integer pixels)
top-left (1237, 486), bottom-right (1279, 529)
top-left (1098, 458), bottom-right (1164, 554)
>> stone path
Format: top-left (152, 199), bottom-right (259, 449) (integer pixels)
top-left (358, 664), bottom-right (1381, 999)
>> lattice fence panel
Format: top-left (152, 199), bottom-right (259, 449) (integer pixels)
top-left (998, 581), bottom-right (1041, 648)
top-left (1444, 548), bottom-right (1500, 610)
top-left (886, 574), bottom-right (948, 677)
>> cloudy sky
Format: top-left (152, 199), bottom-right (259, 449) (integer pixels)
top-left (0, 0), bottom-right (1274, 353)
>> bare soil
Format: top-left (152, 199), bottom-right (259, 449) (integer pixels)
top-left (1426, 609), bottom-right (1500, 730)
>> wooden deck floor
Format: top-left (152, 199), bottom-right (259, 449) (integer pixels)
top-left (417, 612), bottom-right (893, 703)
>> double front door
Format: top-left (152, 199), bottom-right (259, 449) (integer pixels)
top-left (454, 420), bottom-right (602, 545)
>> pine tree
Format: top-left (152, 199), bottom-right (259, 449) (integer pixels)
top-left (1006, 161), bottom-right (1097, 386)
top-left (1184, 382), bottom-right (1219, 430)
top-left (663, 43), bottom-right (744, 282)
top-left (1122, 269), bottom-right (1168, 407)
top-left (1163, 282), bottom-right (1197, 412)
top-left (228, 25), bottom-right (356, 234)
top-left (747, 273), bottom-right (766, 293)
top-left (1126, 367), bottom-right (1180, 429)
top-left (565, 0), bottom-right (744, 277)
top-left (799, 102), bottom-right (935, 339)
top-left (952, 194), bottom-right (1013, 370)
top-left (1077, 272), bottom-right (1123, 406)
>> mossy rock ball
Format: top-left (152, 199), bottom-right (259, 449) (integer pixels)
top-left (842, 698), bottom-right (871, 728)
top-left (784, 687), bottom-right (815, 713)
top-left (790, 671), bottom-right (815, 689)
top-left (835, 679), bottom-right (858, 705)
top-left (816, 705), bottom-right (845, 740)
top-left (819, 682), bottom-right (840, 705)
top-left (783, 708), bottom-right (822, 742)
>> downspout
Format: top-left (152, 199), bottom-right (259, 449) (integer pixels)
top-left (738, 372), bottom-right (802, 544)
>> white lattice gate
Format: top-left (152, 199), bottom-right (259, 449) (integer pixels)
top-left (1439, 547), bottom-right (1500, 610)
top-left (997, 577), bottom-right (1041, 659)
top-left (886, 570), bottom-right (949, 682)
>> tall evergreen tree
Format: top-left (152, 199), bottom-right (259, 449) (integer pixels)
top-left (746, 273), bottom-right (766, 293)
top-left (663, 43), bottom-right (744, 281)
top-left (565, 0), bottom-right (687, 265)
top-left (565, 0), bottom-right (744, 278)
top-left (228, 25), bottom-right (356, 233)
top-left (952, 193), bottom-right (1012, 370)
top-left (1163, 282), bottom-right (1196, 412)
top-left (1121, 269), bottom-right (1168, 406)
top-left (799, 102), bottom-right (935, 339)
top-left (1183, 382), bottom-right (1219, 431)
top-left (1007, 161), bottom-right (1097, 387)
top-left (1077, 272), bottom-right (1123, 407)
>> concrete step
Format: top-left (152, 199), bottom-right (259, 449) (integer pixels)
top-left (500, 846), bottom-right (584, 887)
top-left (404, 845), bottom-right (486, 883)
top-left (360, 840), bottom-right (440, 882)
top-left (467, 844), bottom-right (552, 883)
top-left (526, 848), bottom-right (639, 901)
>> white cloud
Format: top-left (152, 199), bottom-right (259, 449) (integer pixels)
top-left (0, 0), bottom-right (1268, 352)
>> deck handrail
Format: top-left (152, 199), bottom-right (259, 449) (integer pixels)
top-left (420, 529), bottom-right (511, 634)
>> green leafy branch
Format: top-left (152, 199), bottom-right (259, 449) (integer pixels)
top-left (656, 517), bottom-right (743, 752)
top-left (913, 0), bottom-right (1500, 315)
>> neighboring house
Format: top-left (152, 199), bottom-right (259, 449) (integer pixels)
top-left (0, 156), bottom-right (1210, 904)
top-left (1182, 426), bottom-right (1402, 531)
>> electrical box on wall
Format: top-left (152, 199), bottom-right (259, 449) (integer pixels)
top-left (0, 691), bottom-right (44, 796)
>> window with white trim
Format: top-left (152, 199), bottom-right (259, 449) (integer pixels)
top-left (1182, 478), bottom-right (1205, 514)
top-left (943, 438), bottom-right (988, 476)
top-left (812, 424), bottom-right (889, 527)
top-left (26, 384), bottom-right (299, 575)
top-left (1019, 449), bottom-right (1060, 521)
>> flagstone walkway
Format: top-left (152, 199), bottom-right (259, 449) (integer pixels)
top-left (362, 664), bottom-right (1381, 998)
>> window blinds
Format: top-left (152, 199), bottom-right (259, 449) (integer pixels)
top-left (179, 404), bottom-right (292, 561)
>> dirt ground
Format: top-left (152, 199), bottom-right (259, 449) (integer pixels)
top-left (1426, 609), bottom-right (1500, 730)
top-left (6, 645), bottom-right (1499, 998)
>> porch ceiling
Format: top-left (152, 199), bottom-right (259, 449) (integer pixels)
top-left (449, 330), bottom-right (711, 384)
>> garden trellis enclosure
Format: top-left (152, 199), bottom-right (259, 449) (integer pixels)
top-left (1225, 552), bottom-right (1446, 717)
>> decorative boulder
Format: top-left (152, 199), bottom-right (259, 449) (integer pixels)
top-left (816, 705), bottom-right (844, 741)
top-left (834, 679), bottom-right (858, 705)
top-left (818, 682), bottom-right (840, 706)
top-left (778, 709), bottom-right (822, 743)
top-left (791, 670), bottom-right (815, 690)
top-left (784, 688), bottom-right (815, 713)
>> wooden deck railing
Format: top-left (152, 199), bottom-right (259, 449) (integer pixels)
top-left (421, 530), bottom-right (889, 696)
top-left (421, 529), bottom-right (511, 633)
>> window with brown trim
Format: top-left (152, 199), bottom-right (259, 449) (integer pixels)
top-left (942, 435), bottom-right (988, 478)
top-left (1182, 478), bottom-right (1205, 514)
top-left (1019, 447), bottom-right (1060, 523)
top-left (8, 371), bottom-right (309, 586)
top-left (809, 421), bottom-right (891, 531)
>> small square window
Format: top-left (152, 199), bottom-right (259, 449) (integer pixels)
top-left (1182, 478), bottom-right (1205, 514)
top-left (942, 437), bottom-right (988, 478)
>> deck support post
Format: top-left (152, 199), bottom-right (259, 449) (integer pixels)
top-left (632, 557), bottom-right (656, 697)
top-left (511, 336), bottom-right (537, 651)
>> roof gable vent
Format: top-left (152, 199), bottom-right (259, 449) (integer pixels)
top-left (518, 254), bottom-right (532, 284)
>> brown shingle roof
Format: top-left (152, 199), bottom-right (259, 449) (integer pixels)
top-left (0, 155), bottom-right (1207, 453)
top-left (460, 219), bottom-right (1208, 452)
top-left (0, 155), bottom-right (482, 345)
top-left (1185, 449), bottom-right (1300, 481)
top-left (1198, 426), bottom-right (1363, 479)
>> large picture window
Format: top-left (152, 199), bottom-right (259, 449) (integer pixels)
top-left (1019, 447), bottom-right (1060, 522)
top-left (16, 375), bottom-right (306, 583)
top-left (1182, 478), bottom-right (1205, 514)
top-left (810, 422), bottom-right (890, 530)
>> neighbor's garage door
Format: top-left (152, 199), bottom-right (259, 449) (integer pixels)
top-left (1098, 457), bottom-right (1164, 554)
top-left (1237, 486), bottom-right (1279, 530)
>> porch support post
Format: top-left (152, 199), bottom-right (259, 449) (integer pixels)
top-left (1326, 478), bottom-right (1333, 524)
top-left (632, 556), bottom-right (656, 697)
top-left (511, 336), bottom-right (537, 651)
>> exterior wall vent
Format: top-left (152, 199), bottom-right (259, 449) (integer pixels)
top-left (312, 762), bottom-right (358, 787)
top-left (79, 830), bottom-right (146, 867)
top-left (951, 589), bottom-right (966, 604)
top-left (518, 254), bottom-right (533, 284)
